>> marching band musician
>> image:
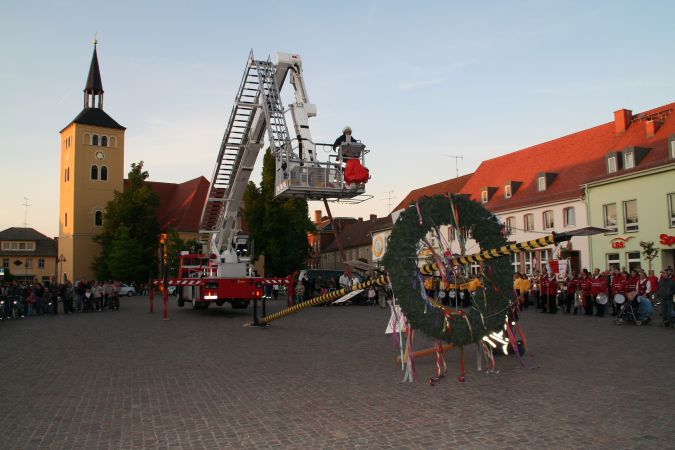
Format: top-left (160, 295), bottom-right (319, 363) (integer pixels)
top-left (625, 269), bottom-right (640, 295)
top-left (542, 271), bottom-right (558, 314)
top-left (531, 270), bottom-right (541, 310)
top-left (610, 268), bottom-right (626, 316)
top-left (590, 268), bottom-right (609, 317)
top-left (579, 269), bottom-right (593, 316)
top-left (519, 273), bottom-right (531, 309)
top-left (564, 271), bottom-right (579, 314)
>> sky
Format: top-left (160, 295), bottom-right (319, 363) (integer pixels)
top-left (1, 0), bottom-right (674, 238)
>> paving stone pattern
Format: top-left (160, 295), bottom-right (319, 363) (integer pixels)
top-left (0, 297), bottom-right (673, 449)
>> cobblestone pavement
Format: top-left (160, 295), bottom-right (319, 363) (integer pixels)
top-left (0, 296), bottom-right (673, 449)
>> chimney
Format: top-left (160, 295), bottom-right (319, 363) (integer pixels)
top-left (645, 119), bottom-right (660, 138)
top-left (314, 210), bottom-right (322, 223)
top-left (614, 108), bottom-right (632, 134)
top-left (369, 214), bottom-right (377, 221)
top-left (358, 217), bottom-right (363, 222)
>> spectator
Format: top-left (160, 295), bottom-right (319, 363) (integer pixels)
top-left (626, 289), bottom-right (653, 323)
top-left (658, 267), bottom-right (675, 327)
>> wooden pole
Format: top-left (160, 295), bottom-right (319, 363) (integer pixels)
top-left (395, 343), bottom-right (455, 363)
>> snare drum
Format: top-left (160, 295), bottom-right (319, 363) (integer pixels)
top-left (613, 293), bottom-right (626, 305)
top-left (596, 293), bottom-right (609, 305)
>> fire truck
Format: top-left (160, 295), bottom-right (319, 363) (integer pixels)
top-left (167, 51), bottom-right (370, 312)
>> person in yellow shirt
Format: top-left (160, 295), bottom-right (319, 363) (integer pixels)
top-left (519, 273), bottom-right (531, 309)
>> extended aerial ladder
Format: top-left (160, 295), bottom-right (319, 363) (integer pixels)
top-left (198, 51), bottom-right (370, 277)
top-left (169, 51), bottom-right (370, 312)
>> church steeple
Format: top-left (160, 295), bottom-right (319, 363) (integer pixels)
top-left (84, 38), bottom-right (104, 109)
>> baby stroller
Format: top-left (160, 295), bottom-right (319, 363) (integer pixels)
top-left (614, 294), bottom-right (648, 326)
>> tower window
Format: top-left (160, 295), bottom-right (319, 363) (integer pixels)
top-left (91, 165), bottom-right (98, 180)
top-left (92, 134), bottom-right (99, 146)
top-left (95, 210), bottom-right (103, 227)
top-left (65, 212), bottom-right (68, 227)
top-left (101, 136), bottom-right (108, 147)
top-left (84, 133), bottom-right (91, 145)
top-left (100, 166), bottom-right (108, 181)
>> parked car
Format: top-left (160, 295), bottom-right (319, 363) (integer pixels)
top-left (119, 283), bottom-right (137, 297)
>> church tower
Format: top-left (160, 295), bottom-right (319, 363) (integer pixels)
top-left (59, 40), bottom-right (125, 282)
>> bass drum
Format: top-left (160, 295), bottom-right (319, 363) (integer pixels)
top-left (613, 293), bottom-right (626, 305)
top-left (596, 293), bottom-right (609, 305)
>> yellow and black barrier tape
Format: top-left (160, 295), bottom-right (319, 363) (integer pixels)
top-left (261, 275), bottom-right (389, 324)
top-left (419, 234), bottom-right (557, 275)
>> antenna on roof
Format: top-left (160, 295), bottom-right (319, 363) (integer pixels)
top-left (22, 197), bottom-right (30, 228)
top-left (382, 190), bottom-right (395, 214)
top-left (443, 154), bottom-right (464, 179)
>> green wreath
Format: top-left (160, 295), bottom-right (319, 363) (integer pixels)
top-left (382, 194), bottom-right (512, 346)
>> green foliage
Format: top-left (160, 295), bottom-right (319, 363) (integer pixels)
top-left (639, 240), bottom-right (659, 271)
top-left (382, 194), bottom-right (511, 346)
top-left (92, 161), bottom-right (160, 283)
top-left (243, 149), bottom-right (315, 276)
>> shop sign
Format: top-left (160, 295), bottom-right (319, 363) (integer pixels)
top-left (660, 233), bottom-right (675, 246)
top-left (610, 236), bottom-right (633, 249)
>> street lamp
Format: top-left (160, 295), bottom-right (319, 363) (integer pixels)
top-left (58, 254), bottom-right (66, 284)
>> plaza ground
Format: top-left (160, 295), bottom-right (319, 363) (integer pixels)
top-left (0, 295), bottom-right (673, 449)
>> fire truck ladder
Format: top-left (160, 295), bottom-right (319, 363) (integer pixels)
top-left (198, 53), bottom-right (265, 249)
top-left (252, 57), bottom-right (293, 159)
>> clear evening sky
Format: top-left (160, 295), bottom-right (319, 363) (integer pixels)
top-left (1, 0), bottom-right (674, 237)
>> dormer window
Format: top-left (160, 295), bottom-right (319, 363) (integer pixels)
top-left (623, 151), bottom-right (634, 169)
top-left (504, 184), bottom-right (512, 199)
top-left (480, 187), bottom-right (497, 203)
top-left (670, 138), bottom-right (675, 159)
top-left (537, 176), bottom-right (546, 192)
top-left (607, 156), bottom-right (617, 173)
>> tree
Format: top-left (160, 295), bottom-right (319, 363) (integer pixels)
top-left (639, 241), bottom-right (659, 271)
top-left (92, 161), bottom-right (160, 284)
top-left (243, 149), bottom-right (315, 276)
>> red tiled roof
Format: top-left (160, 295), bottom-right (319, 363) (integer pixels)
top-left (125, 176), bottom-right (210, 232)
top-left (459, 102), bottom-right (675, 212)
top-left (323, 216), bottom-right (393, 252)
top-left (393, 173), bottom-right (473, 212)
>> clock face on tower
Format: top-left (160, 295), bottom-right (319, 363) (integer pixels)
top-left (95, 151), bottom-right (105, 160)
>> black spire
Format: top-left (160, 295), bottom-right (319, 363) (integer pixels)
top-left (84, 39), bottom-right (104, 109)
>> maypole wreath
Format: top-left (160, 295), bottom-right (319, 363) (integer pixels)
top-left (382, 194), bottom-right (512, 347)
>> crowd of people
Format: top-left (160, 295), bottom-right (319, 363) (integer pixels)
top-left (512, 266), bottom-right (675, 326)
top-left (0, 279), bottom-right (126, 320)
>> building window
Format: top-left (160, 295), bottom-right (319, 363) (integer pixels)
top-left (38, 259), bottom-right (45, 269)
top-left (2, 243), bottom-right (8, 250)
top-left (92, 134), bottom-right (99, 146)
top-left (91, 165), bottom-right (98, 180)
top-left (623, 151), bottom-right (634, 169)
top-left (670, 140), bottom-right (675, 159)
top-left (607, 156), bottom-right (617, 173)
top-left (623, 199), bottom-right (638, 232)
top-left (603, 203), bottom-right (617, 233)
top-left (504, 184), bottom-right (512, 199)
top-left (627, 251), bottom-right (641, 272)
top-left (540, 249), bottom-right (551, 273)
top-left (537, 176), bottom-right (546, 192)
top-left (95, 210), bottom-right (103, 227)
top-left (2, 258), bottom-right (8, 268)
top-left (523, 214), bottom-right (534, 231)
top-left (25, 259), bottom-right (32, 269)
top-left (512, 253), bottom-right (520, 274)
top-left (481, 190), bottom-right (488, 203)
top-left (470, 260), bottom-right (480, 275)
top-left (505, 216), bottom-right (516, 233)
top-left (100, 166), bottom-right (108, 181)
top-left (668, 193), bottom-right (675, 227)
top-left (607, 253), bottom-right (620, 271)
top-left (543, 210), bottom-right (554, 229)
top-left (65, 212), bottom-right (68, 228)
top-left (563, 207), bottom-right (575, 227)
top-left (101, 136), bottom-right (108, 147)
top-left (524, 252), bottom-right (533, 274)
top-left (27, 242), bottom-right (34, 251)
top-left (19, 242), bottom-right (25, 250)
